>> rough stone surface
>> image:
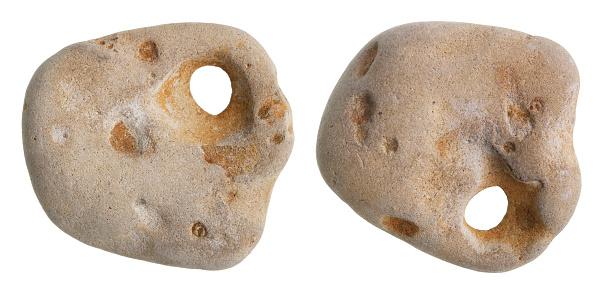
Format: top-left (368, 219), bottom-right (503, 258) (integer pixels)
top-left (23, 23), bottom-right (293, 270)
top-left (316, 22), bottom-right (580, 272)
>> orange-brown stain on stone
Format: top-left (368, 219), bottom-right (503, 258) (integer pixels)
top-left (349, 92), bottom-right (374, 126)
top-left (138, 40), bottom-right (158, 62)
top-left (258, 98), bottom-right (286, 123)
top-left (468, 158), bottom-right (548, 256)
top-left (353, 41), bottom-right (378, 80)
top-left (349, 91), bottom-right (374, 142)
top-left (202, 145), bottom-right (258, 176)
top-left (220, 189), bottom-right (238, 205)
top-left (507, 103), bottom-right (533, 138)
top-left (155, 57), bottom-right (252, 146)
top-left (94, 34), bottom-right (118, 46)
top-left (110, 121), bottom-right (136, 153)
top-left (382, 216), bottom-right (420, 237)
top-left (436, 132), bottom-right (457, 159)
top-left (528, 98), bottom-right (544, 113)
top-left (503, 142), bottom-right (516, 153)
top-left (507, 104), bottom-right (531, 124)
top-left (495, 65), bottom-right (518, 95)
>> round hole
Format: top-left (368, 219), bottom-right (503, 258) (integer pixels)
top-left (465, 186), bottom-right (508, 230)
top-left (190, 66), bottom-right (232, 115)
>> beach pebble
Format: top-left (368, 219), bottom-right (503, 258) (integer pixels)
top-left (316, 22), bottom-right (580, 272)
top-left (23, 23), bottom-right (293, 270)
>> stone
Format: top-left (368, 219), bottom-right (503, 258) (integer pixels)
top-left (23, 23), bottom-right (293, 270)
top-left (316, 22), bottom-right (580, 272)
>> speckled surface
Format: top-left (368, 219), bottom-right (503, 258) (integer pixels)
top-left (316, 22), bottom-right (580, 272)
top-left (23, 23), bottom-right (293, 270)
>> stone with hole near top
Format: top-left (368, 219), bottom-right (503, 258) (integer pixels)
top-left (316, 22), bottom-right (580, 272)
top-left (22, 23), bottom-right (294, 270)
top-left (190, 66), bottom-right (233, 115)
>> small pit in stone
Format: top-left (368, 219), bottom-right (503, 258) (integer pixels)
top-left (271, 133), bottom-right (285, 144)
top-left (353, 41), bottom-right (378, 80)
top-left (503, 142), bottom-right (516, 153)
top-left (381, 216), bottom-right (419, 237)
top-left (191, 222), bottom-right (207, 237)
top-left (383, 137), bottom-right (398, 153)
top-left (529, 99), bottom-right (544, 113)
top-left (349, 91), bottom-right (375, 142)
top-left (506, 103), bottom-right (534, 138)
top-left (137, 40), bottom-right (158, 62)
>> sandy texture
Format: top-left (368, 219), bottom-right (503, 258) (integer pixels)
top-left (316, 22), bottom-right (580, 272)
top-left (23, 23), bottom-right (293, 270)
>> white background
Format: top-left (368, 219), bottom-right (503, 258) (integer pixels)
top-left (3, 1), bottom-right (602, 285)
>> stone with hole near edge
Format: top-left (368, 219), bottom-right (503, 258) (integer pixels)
top-left (23, 23), bottom-right (294, 270)
top-left (316, 22), bottom-right (580, 272)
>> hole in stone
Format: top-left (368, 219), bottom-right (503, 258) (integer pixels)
top-left (190, 66), bottom-right (232, 115)
top-left (465, 186), bottom-right (508, 230)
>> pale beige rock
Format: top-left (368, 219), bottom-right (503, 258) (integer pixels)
top-left (316, 22), bottom-right (580, 272)
top-left (23, 23), bottom-right (293, 270)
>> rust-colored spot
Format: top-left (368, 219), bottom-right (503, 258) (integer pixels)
top-left (528, 99), bottom-right (544, 113)
top-left (349, 91), bottom-right (374, 142)
top-left (271, 133), bottom-right (285, 144)
top-left (258, 98), bottom-right (287, 122)
top-left (220, 189), bottom-right (238, 205)
top-left (349, 92), bottom-right (374, 126)
top-left (495, 65), bottom-right (518, 95)
top-left (507, 104), bottom-right (530, 122)
top-left (109, 121), bottom-right (136, 153)
top-left (97, 40), bottom-right (105, 45)
top-left (138, 40), bottom-right (158, 62)
top-left (503, 142), bottom-right (516, 153)
top-left (191, 222), bottom-right (207, 237)
top-left (353, 41), bottom-right (378, 80)
top-left (383, 137), bottom-right (398, 153)
top-left (436, 132), bottom-right (457, 159)
top-left (107, 43), bottom-right (114, 49)
top-left (202, 145), bottom-right (258, 176)
top-left (382, 216), bottom-right (420, 237)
